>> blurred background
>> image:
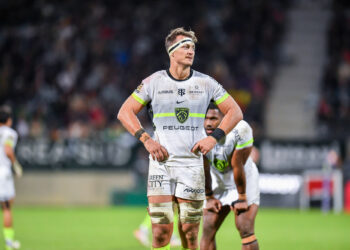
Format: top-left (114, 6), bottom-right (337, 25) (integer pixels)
top-left (0, 0), bottom-right (349, 247)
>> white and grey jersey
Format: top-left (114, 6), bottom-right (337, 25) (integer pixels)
top-left (132, 69), bottom-right (229, 166)
top-left (0, 126), bottom-right (18, 171)
top-left (205, 120), bottom-right (254, 190)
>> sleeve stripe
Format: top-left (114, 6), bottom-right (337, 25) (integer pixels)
top-left (131, 93), bottom-right (147, 106)
top-left (154, 113), bottom-right (175, 117)
top-left (189, 113), bottom-right (205, 118)
top-left (4, 139), bottom-right (14, 148)
top-left (236, 139), bottom-right (254, 149)
top-left (214, 93), bottom-right (229, 105)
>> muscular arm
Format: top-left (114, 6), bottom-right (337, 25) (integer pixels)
top-left (4, 145), bottom-right (15, 164)
top-left (204, 157), bottom-right (212, 196)
top-left (231, 147), bottom-right (252, 197)
top-left (117, 96), bottom-right (146, 137)
top-left (204, 156), bottom-right (222, 213)
top-left (117, 96), bottom-right (168, 161)
top-left (5, 143), bottom-right (23, 177)
top-left (217, 96), bottom-right (243, 135)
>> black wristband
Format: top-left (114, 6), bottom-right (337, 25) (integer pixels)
top-left (231, 200), bottom-right (245, 207)
top-left (134, 128), bottom-right (145, 140)
top-left (205, 191), bottom-right (213, 197)
top-left (210, 128), bottom-right (225, 141)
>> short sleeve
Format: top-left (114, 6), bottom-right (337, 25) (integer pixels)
top-left (234, 121), bottom-right (253, 150)
top-left (131, 77), bottom-right (152, 106)
top-left (3, 130), bottom-right (18, 148)
top-left (208, 77), bottom-right (230, 105)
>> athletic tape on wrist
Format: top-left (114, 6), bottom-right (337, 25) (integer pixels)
top-left (231, 200), bottom-right (246, 207)
top-left (210, 128), bottom-right (225, 142)
top-left (242, 234), bottom-right (257, 245)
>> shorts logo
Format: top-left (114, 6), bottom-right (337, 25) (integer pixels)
top-left (148, 175), bottom-right (167, 188)
top-left (183, 187), bottom-right (205, 193)
top-left (178, 88), bottom-right (186, 96)
top-left (214, 159), bottom-right (229, 172)
top-left (175, 108), bottom-right (189, 123)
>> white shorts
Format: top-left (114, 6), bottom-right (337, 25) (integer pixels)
top-left (206, 164), bottom-right (260, 207)
top-left (147, 160), bottom-right (205, 201)
top-left (0, 167), bottom-right (15, 202)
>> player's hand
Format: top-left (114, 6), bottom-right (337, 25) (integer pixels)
top-left (191, 136), bottom-right (217, 156)
top-left (143, 138), bottom-right (169, 162)
top-left (206, 197), bottom-right (222, 213)
top-left (13, 160), bottom-right (23, 178)
top-left (231, 200), bottom-right (248, 215)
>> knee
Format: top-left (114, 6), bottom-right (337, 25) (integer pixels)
top-left (181, 226), bottom-right (198, 246)
top-left (153, 226), bottom-right (172, 245)
top-left (185, 230), bottom-right (197, 244)
top-left (237, 219), bottom-right (254, 238)
top-left (1, 201), bottom-right (11, 210)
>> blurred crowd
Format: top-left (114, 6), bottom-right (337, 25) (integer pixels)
top-left (318, 1), bottom-right (350, 137)
top-left (0, 0), bottom-right (289, 140)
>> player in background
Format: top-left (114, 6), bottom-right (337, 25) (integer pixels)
top-left (0, 106), bottom-right (23, 250)
top-left (200, 103), bottom-right (259, 250)
top-left (134, 212), bottom-right (181, 247)
top-left (118, 27), bottom-right (243, 250)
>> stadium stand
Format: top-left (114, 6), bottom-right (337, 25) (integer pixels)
top-left (0, 0), bottom-right (290, 141)
top-left (318, 0), bottom-right (350, 138)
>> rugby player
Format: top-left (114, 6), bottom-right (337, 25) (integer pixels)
top-left (200, 103), bottom-right (259, 250)
top-left (0, 106), bottom-right (23, 250)
top-left (117, 27), bottom-right (243, 250)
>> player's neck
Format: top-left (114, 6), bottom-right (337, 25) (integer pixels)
top-left (168, 64), bottom-right (191, 80)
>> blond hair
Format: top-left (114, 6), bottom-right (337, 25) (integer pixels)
top-left (165, 27), bottom-right (198, 52)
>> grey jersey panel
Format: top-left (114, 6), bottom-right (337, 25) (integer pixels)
top-left (133, 70), bottom-right (228, 166)
top-left (206, 120), bottom-right (254, 190)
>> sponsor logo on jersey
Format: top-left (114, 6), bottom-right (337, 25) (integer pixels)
top-left (135, 82), bottom-right (144, 93)
top-left (176, 100), bottom-right (185, 104)
top-left (189, 90), bottom-right (204, 94)
top-left (233, 129), bottom-right (242, 142)
top-left (163, 125), bottom-right (199, 131)
top-left (178, 88), bottom-right (186, 96)
top-left (158, 90), bottom-right (174, 94)
top-left (213, 159), bottom-right (229, 172)
top-left (175, 107), bottom-right (189, 123)
top-left (189, 85), bottom-right (204, 95)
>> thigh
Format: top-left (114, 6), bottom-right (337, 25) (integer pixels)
top-left (0, 171), bottom-right (15, 203)
top-left (147, 160), bottom-right (174, 197)
top-left (235, 204), bottom-right (259, 235)
top-left (203, 205), bottom-right (230, 233)
top-left (174, 165), bottom-right (205, 201)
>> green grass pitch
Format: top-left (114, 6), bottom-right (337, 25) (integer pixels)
top-left (0, 206), bottom-right (349, 249)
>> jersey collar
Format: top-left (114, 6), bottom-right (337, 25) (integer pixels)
top-left (166, 69), bottom-right (193, 82)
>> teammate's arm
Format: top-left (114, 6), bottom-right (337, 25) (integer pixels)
top-left (231, 146), bottom-right (252, 214)
top-left (204, 157), bottom-right (212, 197)
top-left (117, 96), bottom-right (168, 162)
top-left (204, 157), bottom-right (222, 213)
top-left (192, 97), bottom-right (242, 155)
